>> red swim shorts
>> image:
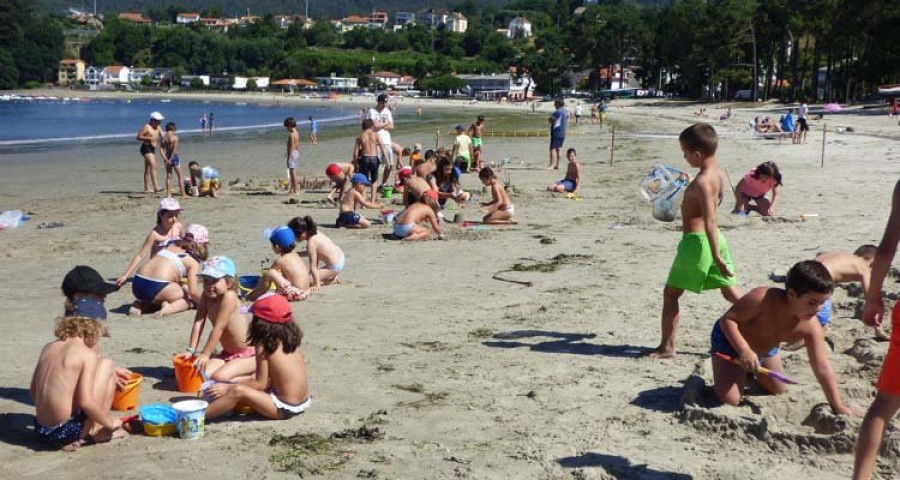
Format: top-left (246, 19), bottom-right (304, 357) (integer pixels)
top-left (876, 302), bottom-right (900, 395)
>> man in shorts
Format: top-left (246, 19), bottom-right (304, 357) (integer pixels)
top-left (547, 98), bottom-right (567, 169)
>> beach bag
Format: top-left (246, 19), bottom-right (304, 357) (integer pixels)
top-left (639, 163), bottom-right (683, 201)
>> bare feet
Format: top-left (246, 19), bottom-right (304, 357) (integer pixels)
top-left (154, 301), bottom-right (173, 318)
top-left (127, 304), bottom-right (142, 317)
top-left (643, 347), bottom-right (676, 359)
top-left (875, 326), bottom-right (890, 342)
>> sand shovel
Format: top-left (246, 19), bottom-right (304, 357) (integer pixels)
top-left (714, 352), bottom-right (799, 385)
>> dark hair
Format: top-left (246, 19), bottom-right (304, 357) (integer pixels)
top-left (785, 260), bottom-right (834, 296)
top-left (188, 161), bottom-right (200, 168)
top-left (288, 216), bottom-right (318, 239)
top-left (854, 244), bottom-right (878, 260)
top-left (679, 123), bottom-right (718, 157)
top-left (362, 118), bottom-right (374, 130)
top-left (479, 166), bottom-right (496, 181)
top-left (284, 117), bottom-right (296, 128)
top-left (308, 116), bottom-right (313, 121)
top-left (477, 115), bottom-right (484, 121)
top-left (424, 149), bottom-right (435, 160)
top-left (554, 98), bottom-right (564, 108)
top-left (434, 157), bottom-right (457, 185)
top-left (752, 161), bottom-right (783, 186)
top-left (248, 317), bottom-right (303, 355)
top-left (165, 122), bottom-right (176, 131)
top-left (566, 148), bottom-right (577, 156)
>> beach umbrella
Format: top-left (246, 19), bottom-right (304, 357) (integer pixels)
top-left (824, 103), bottom-right (842, 112)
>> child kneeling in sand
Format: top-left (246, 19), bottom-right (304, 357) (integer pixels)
top-left (249, 226), bottom-right (309, 302)
top-left (732, 161), bottom-right (782, 216)
top-left (479, 167), bottom-right (515, 224)
top-left (336, 173), bottom-right (383, 229)
top-left (31, 314), bottom-right (131, 450)
top-left (393, 190), bottom-right (444, 241)
top-left (711, 260), bottom-right (857, 416)
top-left (288, 216), bottom-right (345, 289)
top-left (204, 294), bottom-right (310, 420)
top-left (547, 148), bottom-right (581, 193)
top-left (186, 256), bottom-right (256, 382)
top-left (325, 163), bottom-right (354, 205)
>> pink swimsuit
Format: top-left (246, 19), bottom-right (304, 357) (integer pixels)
top-left (739, 169), bottom-right (776, 199)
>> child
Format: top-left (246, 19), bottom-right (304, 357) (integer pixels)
top-left (410, 143), bottom-right (423, 164)
top-left (732, 161), bottom-right (782, 217)
top-left (284, 117), bottom-right (300, 196)
top-left (308, 116), bottom-right (318, 145)
top-left (187, 255), bottom-right (256, 382)
top-left (62, 266), bottom-right (119, 319)
top-left (711, 260), bottom-right (857, 417)
top-left (393, 190), bottom-right (444, 241)
top-left (451, 124), bottom-right (474, 172)
top-left (469, 116), bottom-right (485, 171)
top-left (325, 162), bottom-right (354, 205)
top-left (249, 226), bottom-right (309, 302)
top-left (204, 294), bottom-right (310, 420)
top-left (854, 179), bottom-right (900, 479)
top-left (397, 166), bottom-right (431, 206)
top-left (187, 162), bottom-right (220, 198)
top-left (479, 167), bottom-right (515, 224)
top-left (128, 224), bottom-right (209, 317)
top-left (288, 216), bottom-right (345, 289)
top-left (117, 197), bottom-right (185, 287)
top-left (352, 119), bottom-right (384, 202)
top-left (30, 316), bottom-right (130, 450)
top-left (336, 173), bottom-right (383, 229)
top-left (647, 123), bottom-right (742, 358)
top-left (161, 122), bottom-right (187, 199)
top-left (434, 158), bottom-right (470, 208)
top-left (546, 148), bottom-right (581, 193)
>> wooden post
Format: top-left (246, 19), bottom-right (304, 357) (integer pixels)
top-left (609, 126), bottom-right (616, 166)
top-left (819, 124), bottom-right (827, 168)
top-left (435, 130), bottom-right (440, 150)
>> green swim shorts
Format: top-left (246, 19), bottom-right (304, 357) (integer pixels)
top-left (666, 231), bottom-right (737, 293)
top-left (472, 137), bottom-right (483, 148)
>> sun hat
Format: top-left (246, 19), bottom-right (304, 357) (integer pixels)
top-left (184, 224), bottom-right (209, 244)
top-left (455, 124), bottom-right (465, 132)
top-left (65, 296), bottom-right (108, 320)
top-left (200, 256), bottom-right (236, 279)
top-left (326, 163), bottom-right (342, 177)
top-left (269, 226), bottom-right (295, 249)
top-left (158, 197), bottom-right (182, 212)
top-left (352, 173), bottom-right (371, 186)
top-left (62, 266), bottom-right (119, 298)
top-left (249, 293), bottom-right (294, 324)
top-left (413, 143), bottom-right (422, 151)
top-left (150, 111), bottom-right (164, 121)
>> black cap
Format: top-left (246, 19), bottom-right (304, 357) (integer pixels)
top-left (62, 266), bottom-right (119, 298)
top-left (377, 94), bottom-right (388, 103)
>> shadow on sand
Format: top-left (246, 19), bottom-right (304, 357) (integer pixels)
top-left (557, 452), bottom-right (693, 479)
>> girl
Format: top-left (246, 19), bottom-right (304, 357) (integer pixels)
top-left (733, 161), bottom-right (783, 217)
top-left (288, 216), bottom-right (345, 289)
top-left (479, 167), bottom-right (515, 224)
top-left (433, 157), bottom-right (470, 208)
top-left (117, 198), bottom-right (185, 287)
top-left (128, 224), bottom-right (208, 317)
top-left (187, 255), bottom-right (256, 383)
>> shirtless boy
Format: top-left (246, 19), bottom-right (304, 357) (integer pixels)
top-left (284, 117), bottom-right (300, 196)
top-left (711, 260), bottom-right (857, 416)
top-left (353, 119), bottom-right (385, 202)
top-left (547, 148), bottom-right (581, 193)
top-left (161, 122), bottom-right (187, 199)
top-left (469, 115), bottom-right (486, 171)
top-left (249, 227), bottom-right (309, 302)
top-left (325, 162), bottom-right (355, 205)
top-left (393, 190), bottom-right (444, 241)
top-left (136, 111), bottom-right (164, 193)
top-left (648, 123), bottom-right (742, 358)
top-left (336, 174), bottom-right (383, 229)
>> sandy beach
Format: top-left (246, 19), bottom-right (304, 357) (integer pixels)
top-left (2, 93), bottom-right (900, 479)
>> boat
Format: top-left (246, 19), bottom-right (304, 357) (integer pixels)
top-left (878, 84), bottom-right (900, 96)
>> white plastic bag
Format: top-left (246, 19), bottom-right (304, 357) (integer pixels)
top-left (639, 163), bottom-right (683, 202)
top-left (0, 210), bottom-right (24, 230)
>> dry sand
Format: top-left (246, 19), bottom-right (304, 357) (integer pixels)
top-left (1, 96), bottom-right (900, 479)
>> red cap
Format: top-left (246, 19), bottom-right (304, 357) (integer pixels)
top-left (326, 163), bottom-right (342, 177)
top-left (249, 294), bottom-right (294, 324)
top-left (424, 189), bottom-right (439, 201)
top-left (398, 166), bottom-right (413, 179)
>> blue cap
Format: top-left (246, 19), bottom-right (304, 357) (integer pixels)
top-left (65, 296), bottom-right (107, 321)
top-left (201, 256), bottom-right (236, 279)
top-left (269, 226), bottom-right (295, 249)
top-left (352, 173), bottom-right (371, 186)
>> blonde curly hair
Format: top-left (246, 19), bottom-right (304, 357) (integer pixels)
top-left (54, 316), bottom-right (105, 346)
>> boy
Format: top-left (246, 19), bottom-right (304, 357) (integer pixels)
top-left (393, 190), bottom-right (444, 241)
top-left (187, 162), bottom-right (220, 198)
top-left (397, 166), bottom-right (431, 206)
top-left (30, 315), bottom-right (130, 450)
top-left (308, 116), bottom-right (318, 145)
top-left (647, 123), bottom-right (742, 358)
top-left (204, 294), bottom-right (310, 420)
top-left (854, 179), bottom-right (900, 479)
top-left (337, 174), bottom-right (383, 229)
top-left (548, 98), bottom-right (567, 169)
top-left (479, 167), bottom-right (515, 224)
top-left (161, 122), bottom-right (187, 198)
top-left (546, 148), bottom-right (581, 193)
top-left (451, 124), bottom-right (474, 172)
top-left (249, 227), bottom-right (309, 302)
top-left (284, 117), bottom-right (300, 196)
top-left (62, 265), bottom-right (119, 335)
top-left (711, 260), bottom-right (857, 417)
top-left (468, 115), bottom-right (485, 171)
top-left (353, 119), bottom-right (385, 202)
top-left (325, 162), bottom-right (354, 205)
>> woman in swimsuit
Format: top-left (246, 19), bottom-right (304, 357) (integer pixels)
top-left (117, 198), bottom-right (185, 287)
top-left (288, 216), bottom-right (345, 289)
top-left (128, 224), bottom-right (209, 317)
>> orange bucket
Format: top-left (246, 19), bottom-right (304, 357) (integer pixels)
top-left (173, 354), bottom-right (204, 393)
top-left (112, 373), bottom-right (143, 411)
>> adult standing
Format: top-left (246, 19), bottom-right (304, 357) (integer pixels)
top-left (208, 112), bottom-right (215, 135)
top-left (137, 111), bottom-right (164, 193)
top-left (367, 94), bottom-right (400, 188)
top-left (547, 98), bottom-right (568, 170)
top-left (200, 114), bottom-right (207, 133)
top-left (797, 101), bottom-right (809, 144)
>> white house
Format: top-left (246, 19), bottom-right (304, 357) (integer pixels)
top-left (368, 71), bottom-right (402, 88)
top-left (232, 76), bottom-right (270, 90)
top-left (446, 12), bottom-right (467, 33)
top-left (129, 68), bottom-right (153, 84)
top-left (395, 11), bottom-right (416, 29)
top-left (457, 72), bottom-right (537, 101)
top-left (507, 17), bottom-right (533, 38)
top-left (316, 76), bottom-right (359, 91)
top-left (176, 13), bottom-right (200, 24)
top-left (101, 65), bottom-right (131, 84)
top-left (418, 8), bottom-right (449, 29)
top-left (84, 65), bottom-right (103, 86)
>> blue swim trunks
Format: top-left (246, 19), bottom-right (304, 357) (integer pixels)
top-left (556, 179), bottom-right (576, 192)
top-left (169, 154), bottom-right (180, 167)
top-left (817, 299), bottom-right (833, 327)
top-left (393, 223), bottom-right (415, 239)
top-left (550, 133), bottom-right (565, 150)
top-left (711, 319), bottom-right (779, 359)
top-left (35, 410), bottom-right (86, 444)
top-left (336, 211), bottom-right (360, 227)
top-left (132, 274), bottom-right (169, 303)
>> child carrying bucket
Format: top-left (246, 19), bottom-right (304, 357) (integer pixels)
top-left (204, 294), bottom-right (310, 420)
top-left (186, 255), bottom-right (256, 383)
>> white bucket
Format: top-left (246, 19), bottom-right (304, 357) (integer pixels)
top-left (173, 399), bottom-right (209, 440)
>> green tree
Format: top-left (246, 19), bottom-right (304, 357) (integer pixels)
top-left (247, 78), bottom-right (258, 90)
top-left (190, 77), bottom-right (204, 89)
top-left (419, 75), bottom-right (466, 96)
top-left (0, 48), bottom-right (19, 89)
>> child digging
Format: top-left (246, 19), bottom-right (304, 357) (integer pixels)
top-left (479, 167), bottom-right (515, 224)
top-left (325, 162), bottom-right (354, 205)
top-left (336, 173), bottom-right (383, 229)
top-left (248, 226), bottom-right (309, 302)
top-left (204, 294), bottom-right (310, 420)
top-left (185, 255), bottom-right (256, 383)
top-left (393, 190), bottom-right (444, 241)
top-left (647, 123), bottom-right (742, 358)
top-left (732, 161), bottom-right (782, 217)
top-left (288, 216), bottom-right (345, 289)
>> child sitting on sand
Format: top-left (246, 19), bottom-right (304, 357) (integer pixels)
top-left (397, 166), bottom-right (431, 207)
top-left (325, 162), bottom-right (354, 205)
top-left (31, 315), bottom-right (131, 450)
top-left (117, 198), bottom-right (185, 286)
top-left (186, 255), bottom-right (256, 382)
top-left (547, 148), bottom-right (581, 194)
top-left (288, 216), bottom-right (344, 289)
top-left (62, 266), bottom-right (120, 331)
top-left (479, 167), bottom-right (515, 224)
top-left (393, 190), bottom-right (444, 241)
top-left (128, 224), bottom-right (209, 317)
top-left (732, 161), bottom-right (782, 216)
top-left (249, 226), bottom-right (309, 302)
top-left (336, 174), bottom-right (383, 229)
top-left (711, 260), bottom-right (857, 416)
top-left (204, 294), bottom-right (310, 420)
top-left (434, 158), bottom-right (470, 208)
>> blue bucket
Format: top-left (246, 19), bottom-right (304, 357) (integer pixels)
top-left (139, 403), bottom-right (177, 425)
top-left (173, 399), bottom-right (209, 440)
